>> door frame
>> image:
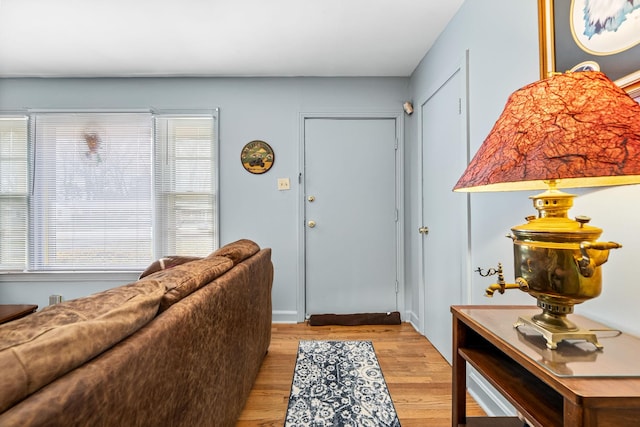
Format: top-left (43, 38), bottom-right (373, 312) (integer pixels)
top-left (297, 112), bottom-right (405, 322)
top-left (417, 51), bottom-right (472, 334)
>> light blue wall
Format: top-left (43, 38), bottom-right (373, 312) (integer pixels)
top-left (405, 0), bottom-right (539, 321)
top-left (0, 77), bottom-right (409, 317)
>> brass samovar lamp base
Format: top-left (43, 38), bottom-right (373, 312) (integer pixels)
top-left (479, 185), bottom-right (621, 352)
top-left (514, 302), bottom-right (603, 350)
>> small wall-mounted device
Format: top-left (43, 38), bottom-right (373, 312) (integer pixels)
top-left (403, 101), bottom-right (414, 115)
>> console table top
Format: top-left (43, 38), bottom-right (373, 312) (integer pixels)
top-left (453, 305), bottom-right (640, 397)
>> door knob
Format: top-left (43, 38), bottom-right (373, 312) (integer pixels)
top-left (308, 220), bottom-right (316, 228)
top-left (308, 195), bottom-right (315, 202)
top-left (419, 226), bottom-right (429, 235)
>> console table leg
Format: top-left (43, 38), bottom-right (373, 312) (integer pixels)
top-left (452, 314), bottom-right (467, 426)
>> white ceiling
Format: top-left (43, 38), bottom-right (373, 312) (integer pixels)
top-left (0, 0), bottom-right (464, 78)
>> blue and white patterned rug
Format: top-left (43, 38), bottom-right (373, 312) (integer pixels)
top-left (285, 340), bottom-right (401, 427)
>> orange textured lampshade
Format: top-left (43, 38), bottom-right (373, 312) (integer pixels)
top-left (454, 71), bottom-right (640, 192)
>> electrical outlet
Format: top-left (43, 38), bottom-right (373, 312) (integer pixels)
top-left (277, 178), bottom-right (290, 190)
top-left (49, 295), bottom-right (63, 305)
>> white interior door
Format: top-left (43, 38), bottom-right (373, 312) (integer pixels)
top-left (420, 64), bottom-right (469, 363)
top-left (304, 117), bottom-right (398, 316)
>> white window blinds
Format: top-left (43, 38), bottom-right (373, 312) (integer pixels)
top-left (31, 113), bottom-right (154, 270)
top-left (0, 111), bottom-right (217, 272)
top-left (0, 117), bottom-right (28, 270)
top-left (154, 115), bottom-right (216, 257)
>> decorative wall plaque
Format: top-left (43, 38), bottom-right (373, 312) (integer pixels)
top-left (241, 140), bottom-right (274, 174)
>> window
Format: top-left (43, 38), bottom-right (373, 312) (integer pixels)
top-left (0, 111), bottom-right (217, 272)
top-left (0, 117), bottom-right (28, 270)
top-left (154, 116), bottom-right (216, 257)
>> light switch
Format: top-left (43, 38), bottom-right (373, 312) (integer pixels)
top-left (277, 178), bottom-right (290, 190)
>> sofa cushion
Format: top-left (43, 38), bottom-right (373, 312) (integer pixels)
top-left (139, 255), bottom-right (202, 279)
top-left (147, 256), bottom-right (234, 312)
top-left (210, 239), bottom-right (260, 265)
top-left (0, 279), bottom-right (166, 413)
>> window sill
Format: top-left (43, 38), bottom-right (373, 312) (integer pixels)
top-left (0, 271), bottom-right (141, 283)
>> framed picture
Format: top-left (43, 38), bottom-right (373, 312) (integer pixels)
top-left (538, 0), bottom-right (640, 96)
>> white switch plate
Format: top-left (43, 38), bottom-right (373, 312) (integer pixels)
top-left (277, 178), bottom-right (290, 190)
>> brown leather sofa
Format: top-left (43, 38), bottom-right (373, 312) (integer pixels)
top-left (0, 239), bottom-right (273, 427)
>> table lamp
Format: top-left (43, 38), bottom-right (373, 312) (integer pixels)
top-left (454, 71), bottom-right (640, 350)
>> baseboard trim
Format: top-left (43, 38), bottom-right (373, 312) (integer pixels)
top-left (272, 310), bottom-right (298, 323)
top-left (405, 310), bottom-right (421, 333)
top-left (467, 368), bottom-right (515, 417)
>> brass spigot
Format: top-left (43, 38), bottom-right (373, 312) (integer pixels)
top-left (478, 263), bottom-right (529, 297)
top-left (485, 278), bottom-right (529, 297)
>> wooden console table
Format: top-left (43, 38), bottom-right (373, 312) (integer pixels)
top-left (0, 304), bottom-right (38, 324)
top-left (452, 305), bottom-right (640, 427)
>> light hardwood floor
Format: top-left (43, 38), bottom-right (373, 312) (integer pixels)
top-left (236, 322), bottom-right (485, 426)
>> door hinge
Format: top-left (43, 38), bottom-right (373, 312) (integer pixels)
top-left (395, 209), bottom-right (399, 222)
top-left (459, 98), bottom-right (462, 115)
top-left (395, 138), bottom-right (399, 150)
top-left (395, 280), bottom-right (399, 293)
